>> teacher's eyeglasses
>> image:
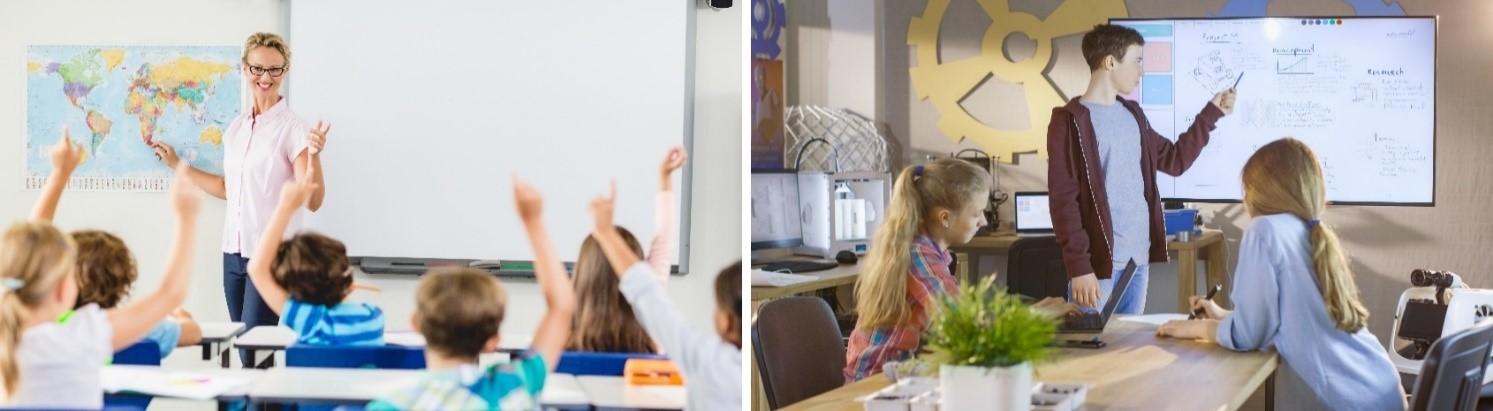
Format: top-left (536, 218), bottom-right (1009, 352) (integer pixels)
top-left (246, 64), bottom-right (286, 77)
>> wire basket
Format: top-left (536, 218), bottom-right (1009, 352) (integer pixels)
top-left (785, 106), bottom-right (891, 173)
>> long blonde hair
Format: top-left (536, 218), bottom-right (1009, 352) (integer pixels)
top-left (1242, 138), bottom-right (1368, 332)
top-left (568, 227), bottom-right (655, 353)
top-left (0, 222), bottom-right (77, 396)
top-left (855, 159), bottom-right (990, 329)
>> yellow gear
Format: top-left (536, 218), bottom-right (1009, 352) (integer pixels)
top-left (908, 0), bottom-right (1127, 162)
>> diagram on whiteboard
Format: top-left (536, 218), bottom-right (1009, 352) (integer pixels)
top-left (1189, 50), bottom-right (1238, 93)
top-left (1274, 46), bottom-right (1315, 75)
top-left (1119, 17), bottom-right (1435, 204)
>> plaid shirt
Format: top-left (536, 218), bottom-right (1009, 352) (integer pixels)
top-left (367, 352), bottom-right (548, 411)
top-left (843, 233), bottom-right (957, 382)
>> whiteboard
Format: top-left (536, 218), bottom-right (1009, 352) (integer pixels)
top-left (287, 1), bottom-right (693, 270)
top-left (1113, 17), bottom-right (1435, 205)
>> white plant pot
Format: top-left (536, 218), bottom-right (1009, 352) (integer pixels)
top-left (940, 362), bottom-right (1033, 411)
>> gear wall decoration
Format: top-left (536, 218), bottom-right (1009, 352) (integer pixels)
top-left (752, 0), bottom-right (786, 59)
top-left (908, 0), bottom-right (1126, 162)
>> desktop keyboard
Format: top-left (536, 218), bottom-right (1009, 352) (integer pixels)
top-left (751, 270), bottom-right (818, 287)
top-left (759, 260), bottom-right (839, 273)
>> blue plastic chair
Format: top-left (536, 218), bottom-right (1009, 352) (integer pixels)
top-left (284, 344), bottom-right (427, 369)
top-left (105, 341), bottom-right (161, 411)
top-left (554, 351), bottom-right (666, 376)
top-left (279, 345), bottom-right (426, 411)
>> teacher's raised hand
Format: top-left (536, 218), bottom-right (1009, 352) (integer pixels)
top-left (307, 120), bottom-right (331, 156)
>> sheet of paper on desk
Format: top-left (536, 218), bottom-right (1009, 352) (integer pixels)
top-left (1115, 313), bottom-right (1190, 326)
top-left (625, 385), bottom-right (687, 407)
top-left (752, 269), bottom-right (816, 287)
top-left (101, 367), bottom-right (252, 400)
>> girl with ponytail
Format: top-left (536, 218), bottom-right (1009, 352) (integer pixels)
top-left (843, 158), bottom-right (991, 382)
top-left (1156, 138), bottom-right (1404, 410)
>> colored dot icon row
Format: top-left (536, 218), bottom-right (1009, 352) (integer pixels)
top-left (1303, 19), bottom-right (1344, 25)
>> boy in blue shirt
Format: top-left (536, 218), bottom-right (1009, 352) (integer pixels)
top-left (248, 175), bottom-right (384, 345)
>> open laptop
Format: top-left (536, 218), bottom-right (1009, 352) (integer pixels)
top-left (1054, 260), bottom-right (1138, 346)
top-left (1014, 192), bottom-right (1054, 236)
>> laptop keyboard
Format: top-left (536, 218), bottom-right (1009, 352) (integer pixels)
top-left (1061, 310), bottom-right (1104, 330)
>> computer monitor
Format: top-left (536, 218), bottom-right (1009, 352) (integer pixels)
top-left (751, 169), bottom-right (804, 250)
top-left (1014, 192), bottom-right (1054, 234)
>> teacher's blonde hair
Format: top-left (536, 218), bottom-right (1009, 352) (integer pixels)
top-left (242, 32), bottom-right (291, 65)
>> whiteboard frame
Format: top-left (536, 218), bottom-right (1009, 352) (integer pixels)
top-left (278, 0), bottom-right (699, 274)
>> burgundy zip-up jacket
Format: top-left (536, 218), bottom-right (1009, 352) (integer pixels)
top-left (1046, 97), bottom-right (1224, 280)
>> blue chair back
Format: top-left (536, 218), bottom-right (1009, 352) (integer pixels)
top-left (554, 351), bottom-right (666, 376)
top-left (285, 344), bottom-right (427, 370)
top-left (106, 341), bottom-right (160, 411)
top-left (283, 345), bottom-right (425, 411)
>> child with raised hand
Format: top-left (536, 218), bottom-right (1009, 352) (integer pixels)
top-left (587, 181), bottom-right (742, 410)
top-left (368, 176), bottom-right (576, 410)
top-left (1156, 138), bottom-right (1403, 410)
top-left (247, 168), bottom-right (383, 346)
top-left (0, 152), bottom-right (202, 408)
top-left (30, 129), bottom-right (203, 360)
top-left (568, 146), bottom-right (687, 354)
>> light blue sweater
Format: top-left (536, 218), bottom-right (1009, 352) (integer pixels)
top-left (1217, 214), bottom-right (1404, 410)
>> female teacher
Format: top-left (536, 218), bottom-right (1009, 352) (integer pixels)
top-left (153, 32), bottom-right (329, 330)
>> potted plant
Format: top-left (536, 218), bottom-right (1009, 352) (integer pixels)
top-left (922, 276), bottom-right (1058, 410)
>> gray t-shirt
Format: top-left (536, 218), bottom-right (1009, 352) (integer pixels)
top-left (1082, 100), bottom-right (1150, 266)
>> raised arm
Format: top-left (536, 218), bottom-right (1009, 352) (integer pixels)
top-left (245, 174), bottom-right (320, 316)
top-left (1148, 91), bottom-right (1230, 176)
top-left (153, 142), bottom-right (226, 200)
top-left (292, 120), bottom-right (331, 211)
top-left (591, 182), bottom-right (727, 373)
top-left (108, 163), bottom-right (201, 350)
top-left (589, 181), bottom-right (644, 277)
top-left (31, 128), bottom-right (85, 222)
top-left (513, 176), bottom-right (577, 370)
top-left (646, 146), bottom-right (686, 282)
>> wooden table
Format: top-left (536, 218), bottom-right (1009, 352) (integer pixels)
top-left (778, 319), bottom-right (1277, 411)
top-left (952, 230), bottom-right (1229, 312)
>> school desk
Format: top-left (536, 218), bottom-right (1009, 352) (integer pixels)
top-left (198, 321), bottom-right (246, 368)
top-left (776, 318), bottom-right (1278, 411)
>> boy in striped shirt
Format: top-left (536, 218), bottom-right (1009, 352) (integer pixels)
top-left (247, 175), bottom-right (384, 346)
top-left (369, 177), bottom-right (576, 410)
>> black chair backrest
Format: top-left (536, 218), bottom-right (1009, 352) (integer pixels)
top-left (752, 296), bottom-right (846, 409)
top-left (1410, 320), bottom-right (1493, 411)
top-left (1006, 236), bottom-right (1069, 300)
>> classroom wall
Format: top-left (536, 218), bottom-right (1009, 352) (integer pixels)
top-left (851, 0), bottom-right (1493, 353)
top-left (786, 0), bottom-right (880, 118)
top-left (1, 0), bottom-right (741, 340)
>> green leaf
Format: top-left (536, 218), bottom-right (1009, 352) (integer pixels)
top-left (921, 276), bottom-right (1058, 368)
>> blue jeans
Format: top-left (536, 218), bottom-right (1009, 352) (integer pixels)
top-left (223, 253), bottom-right (279, 328)
top-left (1070, 261), bottom-right (1150, 315)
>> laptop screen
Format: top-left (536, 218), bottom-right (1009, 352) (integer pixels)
top-left (1015, 192), bottom-right (1053, 233)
